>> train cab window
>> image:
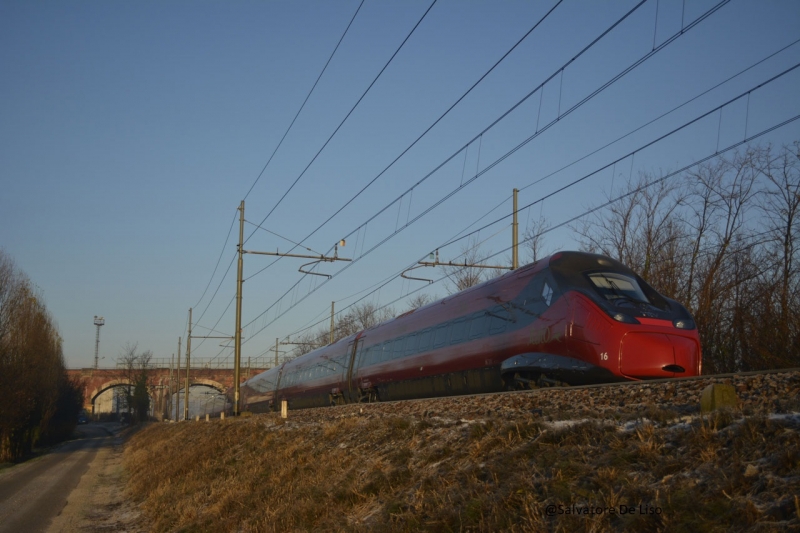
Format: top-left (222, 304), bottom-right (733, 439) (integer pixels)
top-left (587, 272), bottom-right (649, 304)
top-left (434, 324), bottom-right (449, 348)
top-left (405, 334), bottom-right (418, 356)
top-left (469, 314), bottom-right (488, 338)
top-left (542, 281), bottom-right (553, 306)
top-left (450, 319), bottom-right (468, 344)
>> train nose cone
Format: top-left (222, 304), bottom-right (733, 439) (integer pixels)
top-left (620, 333), bottom-right (699, 378)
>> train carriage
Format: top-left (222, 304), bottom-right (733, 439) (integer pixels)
top-left (238, 251), bottom-right (701, 413)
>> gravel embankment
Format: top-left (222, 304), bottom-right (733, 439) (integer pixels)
top-left (268, 369), bottom-right (800, 428)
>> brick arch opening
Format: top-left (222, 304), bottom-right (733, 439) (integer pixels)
top-left (171, 379), bottom-right (227, 395)
top-left (89, 379), bottom-right (156, 416)
top-left (189, 378), bottom-right (227, 393)
top-left (89, 379), bottom-right (131, 407)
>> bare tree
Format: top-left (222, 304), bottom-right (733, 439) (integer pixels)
top-left (0, 250), bottom-right (80, 461)
top-left (289, 302), bottom-right (396, 358)
top-left (118, 342), bottom-right (153, 423)
top-left (404, 292), bottom-right (436, 311)
top-left (522, 216), bottom-right (551, 263)
top-left (572, 144), bottom-right (800, 373)
top-left (443, 237), bottom-right (492, 294)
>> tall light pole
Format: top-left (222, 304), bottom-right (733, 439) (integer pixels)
top-left (93, 316), bottom-right (105, 370)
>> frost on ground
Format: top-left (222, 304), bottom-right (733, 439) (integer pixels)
top-left (117, 370), bottom-right (799, 532)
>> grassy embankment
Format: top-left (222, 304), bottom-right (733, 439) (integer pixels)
top-left (124, 404), bottom-right (800, 532)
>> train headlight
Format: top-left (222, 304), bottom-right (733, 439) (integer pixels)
top-left (673, 318), bottom-right (696, 330)
top-left (612, 312), bottom-right (639, 324)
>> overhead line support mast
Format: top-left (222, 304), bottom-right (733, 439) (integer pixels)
top-left (233, 200), bottom-right (351, 415)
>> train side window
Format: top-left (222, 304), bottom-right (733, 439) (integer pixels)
top-left (362, 345), bottom-right (372, 366)
top-left (469, 313), bottom-right (488, 338)
top-left (381, 342), bottom-right (392, 362)
top-left (337, 355), bottom-right (344, 373)
top-left (372, 344), bottom-right (382, 365)
top-left (434, 324), bottom-right (449, 348)
top-left (405, 334), bottom-right (418, 356)
top-left (450, 319), bottom-right (468, 344)
top-left (393, 337), bottom-right (405, 360)
top-left (418, 329), bottom-right (432, 352)
top-left (365, 345), bottom-right (376, 365)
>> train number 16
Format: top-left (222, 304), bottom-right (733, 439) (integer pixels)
top-left (599, 352), bottom-right (608, 361)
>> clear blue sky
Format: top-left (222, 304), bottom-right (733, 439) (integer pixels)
top-left (1, 0), bottom-right (798, 369)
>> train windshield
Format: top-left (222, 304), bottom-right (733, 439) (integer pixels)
top-left (587, 272), bottom-right (650, 304)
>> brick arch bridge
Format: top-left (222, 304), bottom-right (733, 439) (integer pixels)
top-left (66, 366), bottom-right (268, 420)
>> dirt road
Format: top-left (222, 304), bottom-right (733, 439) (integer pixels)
top-left (0, 424), bottom-right (112, 532)
top-left (0, 423), bottom-right (144, 533)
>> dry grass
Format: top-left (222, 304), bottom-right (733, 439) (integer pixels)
top-left (123, 406), bottom-right (800, 532)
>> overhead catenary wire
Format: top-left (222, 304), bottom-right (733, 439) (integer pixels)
top-left (236, 0), bottom-right (730, 339)
top-left (200, 2), bottom-right (744, 364)
top-left (194, 1), bottom-right (788, 367)
top-left (190, 208), bottom-right (238, 310)
top-left (186, 1), bottom-right (366, 338)
top-left (276, 108), bottom-right (800, 351)
top-left (479, 115), bottom-right (800, 267)
top-left (442, 36), bottom-right (800, 246)
top-left (240, 62), bottom-right (799, 349)
top-left (244, 0), bottom-right (722, 285)
top-left (434, 62), bottom-right (800, 253)
top-left (250, 0), bottom-right (565, 248)
top-left (186, 1), bottom-right (365, 349)
top-left (245, 220), bottom-right (326, 256)
top-left (241, 0), bottom-right (573, 282)
top-left (238, 0), bottom-right (726, 339)
top-left (242, 0), bottom-right (366, 201)
top-left (244, 0), bottom-right (440, 246)
top-left (284, 217), bottom-right (790, 351)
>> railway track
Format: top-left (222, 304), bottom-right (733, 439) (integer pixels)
top-left (260, 367), bottom-right (800, 426)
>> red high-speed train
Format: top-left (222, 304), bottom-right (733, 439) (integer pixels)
top-left (238, 251), bottom-right (701, 412)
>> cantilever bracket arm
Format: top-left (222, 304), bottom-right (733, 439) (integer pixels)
top-left (299, 260), bottom-right (332, 278)
top-left (401, 264), bottom-right (434, 284)
top-left (243, 249), bottom-right (352, 279)
top-left (402, 251), bottom-right (512, 285)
